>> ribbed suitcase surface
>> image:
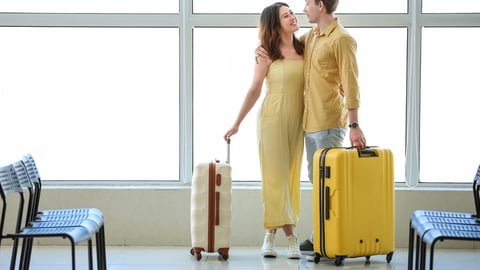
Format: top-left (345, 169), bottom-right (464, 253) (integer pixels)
top-left (190, 160), bottom-right (232, 260)
top-left (312, 147), bottom-right (395, 265)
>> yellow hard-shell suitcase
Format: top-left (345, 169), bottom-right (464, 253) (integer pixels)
top-left (312, 147), bottom-right (395, 265)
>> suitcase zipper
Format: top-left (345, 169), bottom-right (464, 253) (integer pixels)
top-left (319, 148), bottom-right (330, 258)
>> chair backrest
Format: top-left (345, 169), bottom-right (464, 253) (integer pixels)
top-left (474, 164), bottom-right (480, 217)
top-left (21, 154), bottom-right (42, 214)
top-left (12, 161), bottom-right (33, 190)
top-left (12, 160), bottom-right (37, 224)
top-left (22, 153), bottom-right (40, 184)
top-left (0, 164), bottom-right (25, 243)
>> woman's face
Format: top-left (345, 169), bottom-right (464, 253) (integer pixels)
top-left (278, 6), bottom-right (299, 34)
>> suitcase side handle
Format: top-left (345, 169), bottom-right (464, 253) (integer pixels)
top-left (325, 186), bottom-right (330, 220)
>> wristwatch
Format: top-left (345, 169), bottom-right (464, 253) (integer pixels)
top-left (348, 122), bottom-right (359, 128)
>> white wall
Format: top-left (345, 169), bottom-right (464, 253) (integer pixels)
top-left (24, 186), bottom-right (479, 249)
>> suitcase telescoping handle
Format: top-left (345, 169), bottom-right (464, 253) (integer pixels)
top-left (226, 138), bottom-right (231, 164)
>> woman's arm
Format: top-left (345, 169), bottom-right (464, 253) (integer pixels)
top-left (224, 60), bottom-right (269, 141)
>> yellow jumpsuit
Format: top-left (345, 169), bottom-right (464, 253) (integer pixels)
top-left (257, 59), bottom-right (304, 230)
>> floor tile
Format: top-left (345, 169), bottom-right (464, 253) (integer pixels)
top-left (0, 246), bottom-right (479, 269)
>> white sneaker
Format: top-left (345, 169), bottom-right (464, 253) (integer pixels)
top-left (286, 235), bottom-right (301, 259)
top-left (261, 233), bottom-right (277, 257)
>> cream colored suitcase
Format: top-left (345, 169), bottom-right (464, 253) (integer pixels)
top-left (190, 142), bottom-right (232, 260)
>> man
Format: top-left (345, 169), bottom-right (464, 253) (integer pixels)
top-left (258, 0), bottom-right (367, 254)
top-left (300, 0), bottom-right (366, 253)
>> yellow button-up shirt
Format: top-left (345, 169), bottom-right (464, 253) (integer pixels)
top-left (301, 19), bottom-right (360, 132)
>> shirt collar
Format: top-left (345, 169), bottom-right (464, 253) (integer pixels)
top-left (314, 18), bottom-right (339, 37)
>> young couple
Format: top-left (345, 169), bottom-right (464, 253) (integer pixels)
top-left (224, 0), bottom-right (366, 259)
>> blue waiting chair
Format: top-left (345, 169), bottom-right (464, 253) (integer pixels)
top-left (407, 165), bottom-right (480, 270)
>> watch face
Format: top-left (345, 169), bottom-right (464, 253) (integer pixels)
top-left (349, 122), bottom-right (358, 128)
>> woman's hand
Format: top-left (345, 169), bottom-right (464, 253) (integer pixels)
top-left (224, 126), bottom-right (239, 142)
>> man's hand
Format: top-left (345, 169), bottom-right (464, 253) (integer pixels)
top-left (255, 46), bottom-right (272, 65)
top-left (350, 128), bottom-right (366, 150)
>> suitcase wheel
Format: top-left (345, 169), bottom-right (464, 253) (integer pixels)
top-left (219, 253), bottom-right (229, 260)
top-left (218, 248), bottom-right (229, 260)
top-left (386, 252), bottom-right (394, 263)
top-left (190, 248), bottom-right (202, 261)
top-left (314, 253), bottom-right (321, 264)
top-left (365, 256), bottom-right (371, 265)
top-left (334, 256), bottom-right (345, 266)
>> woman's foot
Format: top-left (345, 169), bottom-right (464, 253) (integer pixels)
top-left (261, 233), bottom-right (277, 257)
top-left (286, 234), bottom-right (301, 259)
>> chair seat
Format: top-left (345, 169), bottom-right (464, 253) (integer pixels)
top-left (10, 224), bottom-right (93, 245)
top-left (411, 214), bottom-right (479, 231)
top-left (35, 213), bottom-right (104, 227)
top-left (39, 208), bottom-right (103, 217)
top-left (422, 225), bottom-right (480, 244)
top-left (29, 219), bottom-right (101, 234)
top-left (411, 210), bottom-right (475, 221)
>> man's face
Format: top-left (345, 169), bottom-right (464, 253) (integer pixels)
top-left (303, 0), bottom-right (321, 23)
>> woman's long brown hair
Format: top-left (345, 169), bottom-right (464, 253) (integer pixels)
top-left (259, 2), bottom-right (304, 61)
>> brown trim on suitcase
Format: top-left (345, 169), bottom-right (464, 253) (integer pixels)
top-left (215, 192), bottom-right (220, 225)
top-left (208, 162), bottom-right (216, 252)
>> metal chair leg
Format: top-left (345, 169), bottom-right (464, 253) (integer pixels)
top-left (419, 241), bottom-right (427, 270)
top-left (407, 223), bottom-right (415, 270)
top-left (88, 239), bottom-right (93, 270)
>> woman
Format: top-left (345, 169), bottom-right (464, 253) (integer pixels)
top-left (224, 2), bottom-right (304, 259)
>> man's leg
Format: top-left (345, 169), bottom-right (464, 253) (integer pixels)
top-left (301, 128), bottom-right (346, 254)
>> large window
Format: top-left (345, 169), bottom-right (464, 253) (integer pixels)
top-left (193, 28), bottom-right (261, 181)
top-left (420, 27), bottom-right (480, 182)
top-left (348, 28), bottom-right (407, 183)
top-left (0, 0), bottom-right (479, 185)
top-left (0, 0), bottom-right (179, 13)
top-left (193, 0), bottom-right (306, 14)
top-left (423, 0), bottom-right (480, 13)
top-left (193, 0), bottom-right (406, 14)
top-left (193, 27), bottom-right (407, 182)
top-left (0, 27), bottom-right (179, 181)
top-left (336, 0), bottom-right (407, 13)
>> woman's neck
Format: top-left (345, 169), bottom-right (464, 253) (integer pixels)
top-left (280, 33), bottom-right (294, 49)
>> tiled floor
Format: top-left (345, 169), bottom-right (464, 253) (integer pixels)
top-left (0, 246), bottom-right (479, 269)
